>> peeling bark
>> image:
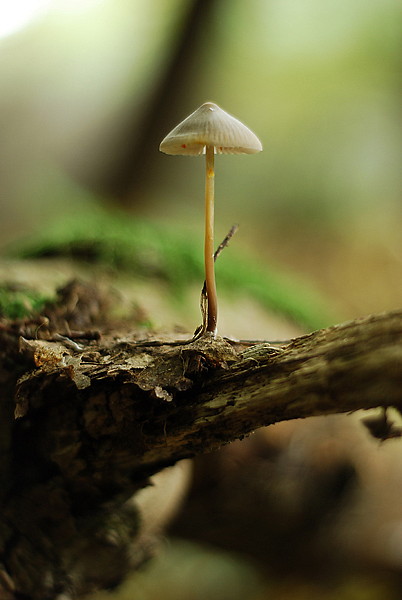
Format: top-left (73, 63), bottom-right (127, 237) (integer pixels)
top-left (1, 282), bottom-right (402, 598)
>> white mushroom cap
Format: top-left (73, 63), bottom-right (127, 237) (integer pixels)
top-left (159, 102), bottom-right (263, 156)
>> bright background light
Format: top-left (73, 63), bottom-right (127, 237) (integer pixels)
top-left (0, 0), bottom-right (105, 39)
top-left (0, 0), bottom-right (52, 38)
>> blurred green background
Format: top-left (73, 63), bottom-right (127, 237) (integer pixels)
top-left (1, 0), bottom-right (401, 323)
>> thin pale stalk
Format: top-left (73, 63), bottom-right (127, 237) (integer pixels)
top-left (204, 145), bottom-right (218, 334)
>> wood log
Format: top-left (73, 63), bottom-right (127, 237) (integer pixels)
top-left (1, 287), bottom-right (401, 599)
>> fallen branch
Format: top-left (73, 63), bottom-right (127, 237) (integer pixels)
top-left (16, 309), bottom-right (402, 471)
top-left (1, 306), bottom-right (402, 599)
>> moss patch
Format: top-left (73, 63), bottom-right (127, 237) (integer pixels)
top-left (7, 207), bottom-right (337, 331)
top-left (0, 285), bottom-right (50, 319)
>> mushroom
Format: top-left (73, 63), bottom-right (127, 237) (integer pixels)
top-left (159, 102), bottom-right (262, 336)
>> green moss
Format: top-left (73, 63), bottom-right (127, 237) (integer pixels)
top-left (0, 285), bottom-right (50, 319)
top-left (8, 207), bottom-right (337, 331)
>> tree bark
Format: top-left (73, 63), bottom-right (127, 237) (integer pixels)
top-left (1, 291), bottom-right (402, 598)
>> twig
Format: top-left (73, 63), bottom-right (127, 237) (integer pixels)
top-left (135, 225), bottom-right (240, 347)
top-left (199, 224), bottom-right (239, 334)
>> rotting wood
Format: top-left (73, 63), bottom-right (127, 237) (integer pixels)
top-left (1, 289), bottom-right (402, 599)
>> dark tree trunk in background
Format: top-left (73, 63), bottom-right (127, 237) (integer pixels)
top-left (102, 0), bottom-right (218, 201)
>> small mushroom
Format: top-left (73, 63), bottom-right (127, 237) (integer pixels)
top-left (159, 102), bottom-right (262, 336)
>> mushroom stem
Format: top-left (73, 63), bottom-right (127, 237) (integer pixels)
top-left (159, 102), bottom-right (262, 337)
top-left (204, 145), bottom-right (218, 335)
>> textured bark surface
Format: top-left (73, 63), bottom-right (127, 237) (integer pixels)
top-left (1, 281), bottom-right (402, 599)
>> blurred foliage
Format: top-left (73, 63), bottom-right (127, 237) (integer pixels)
top-left (0, 284), bottom-right (50, 319)
top-left (88, 540), bottom-right (263, 600)
top-left (8, 205), bottom-right (336, 331)
top-left (0, 0), bottom-right (400, 321)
